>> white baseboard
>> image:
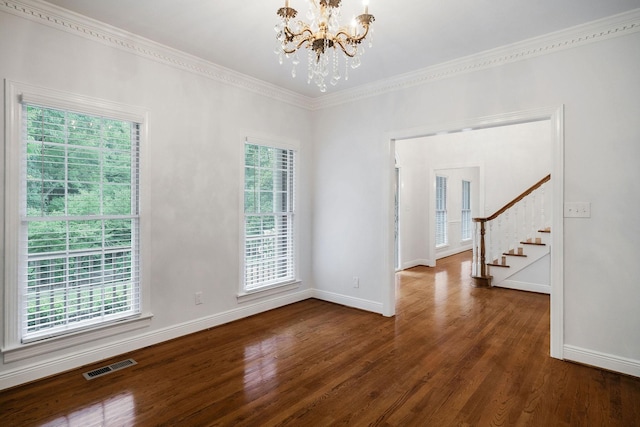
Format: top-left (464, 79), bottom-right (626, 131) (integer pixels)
top-left (312, 289), bottom-right (384, 314)
top-left (0, 289), bottom-right (314, 391)
top-left (564, 345), bottom-right (640, 378)
top-left (495, 280), bottom-right (551, 294)
top-left (435, 245), bottom-right (472, 260)
top-left (401, 259), bottom-right (433, 270)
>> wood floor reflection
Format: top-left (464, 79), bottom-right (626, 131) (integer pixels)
top-left (2, 251), bottom-right (640, 426)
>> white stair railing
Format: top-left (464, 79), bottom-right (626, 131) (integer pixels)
top-left (472, 175), bottom-right (550, 286)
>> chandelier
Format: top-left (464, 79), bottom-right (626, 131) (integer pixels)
top-left (275, 0), bottom-right (375, 92)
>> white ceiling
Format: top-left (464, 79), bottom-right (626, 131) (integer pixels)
top-left (44, 0), bottom-right (640, 98)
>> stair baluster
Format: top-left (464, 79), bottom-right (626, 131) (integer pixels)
top-left (505, 211), bottom-right (510, 256)
top-left (531, 190), bottom-right (537, 242)
top-left (540, 184), bottom-right (546, 232)
top-left (513, 205), bottom-right (520, 253)
top-left (472, 221), bottom-right (478, 276)
top-left (491, 221), bottom-right (496, 264)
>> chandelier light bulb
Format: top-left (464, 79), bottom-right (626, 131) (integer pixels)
top-left (275, 0), bottom-right (375, 92)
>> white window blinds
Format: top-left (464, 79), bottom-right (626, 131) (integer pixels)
top-left (243, 142), bottom-right (296, 291)
top-left (461, 180), bottom-right (472, 241)
top-left (435, 175), bottom-right (448, 247)
top-left (20, 103), bottom-right (141, 342)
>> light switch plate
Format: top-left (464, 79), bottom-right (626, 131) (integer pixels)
top-left (564, 202), bottom-right (591, 218)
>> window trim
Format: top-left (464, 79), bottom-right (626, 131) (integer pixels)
top-left (238, 134), bottom-right (300, 300)
top-left (3, 80), bottom-right (152, 361)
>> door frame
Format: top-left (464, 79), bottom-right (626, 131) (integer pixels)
top-left (383, 105), bottom-right (564, 359)
top-left (394, 165), bottom-right (401, 271)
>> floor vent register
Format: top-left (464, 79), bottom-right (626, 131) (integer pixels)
top-left (82, 358), bottom-right (138, 380)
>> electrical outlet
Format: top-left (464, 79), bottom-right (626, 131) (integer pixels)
top-left (195, 291), bottom-right (203, 305)
top-left (353, 276), bottom-right (359, 288)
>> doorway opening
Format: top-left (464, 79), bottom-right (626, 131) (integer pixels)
top-left (384, 106), bottom-right (564, 359)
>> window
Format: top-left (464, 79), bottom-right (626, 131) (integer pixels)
top-left (435, 175), bottom-right (447, 247)
top-left (21, 105), bottom-right (141, 342)
top-left (461, 180), bottom-right (472, 241)
top-left (4, 82), bottom-right (149, 356)
top-left (243, 140), bottom-right (296, 292)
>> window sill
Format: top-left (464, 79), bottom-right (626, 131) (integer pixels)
top-left (2, 313), bottom-right (153, 363)
top-left (237, 281), bottom-right (301, 303)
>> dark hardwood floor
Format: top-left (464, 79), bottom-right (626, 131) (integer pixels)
top-left (2, 251), bottom-right (640, 426)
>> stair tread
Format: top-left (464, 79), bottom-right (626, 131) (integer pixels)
top-left (503, 252), bottom-right (527, 257)
top-left (488, 262), bottom-right (510, 268)
top-left (481, 220), bottom-right (551, 281)
top-left (520, 241), bottom-right (546, 246)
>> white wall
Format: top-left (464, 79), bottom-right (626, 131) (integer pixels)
top-left (312, 30), bottom-right (640, 375)
top-left (505, 254), bottom-right (551, 291)
top-left (395, 138), bottom-right (431, 268)
top-left (395, 120), bottom-right (550, 268)
top-left (0, 9), bottom-right (314, 388)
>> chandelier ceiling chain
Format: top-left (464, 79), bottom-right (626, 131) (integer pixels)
top-left (275, 0), bottom-right (375, 92)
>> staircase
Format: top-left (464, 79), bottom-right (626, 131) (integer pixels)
top-left (471, 175), bottom-right (551, 293)
top-left (486, 227), bottom-right (551, 293)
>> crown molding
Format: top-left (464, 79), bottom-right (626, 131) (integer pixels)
top-left (1, 0), bottom-right (313, 109)
top-left (3, 1), bottom-right (639, 111)
top-left (310, 8), bottom-right (640, 110)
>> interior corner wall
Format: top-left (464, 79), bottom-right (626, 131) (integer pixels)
top-left (0, 10), bottom-right (314, 388)
top-left (311, 31), bottom-right (640, 375)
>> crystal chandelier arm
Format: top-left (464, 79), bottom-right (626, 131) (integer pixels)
top-left (334, 28), bottom-right (368, 44)
top-left (284, 25), bottom-right (314, 42)
top-left (332, 21), bottom-right (372, 57)
top-left (332, 36), bottom-right (357, 58)
top-left (283, 36), bottom-right (313, 54)
top-left (282, 25), bottom-right (314, 54)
